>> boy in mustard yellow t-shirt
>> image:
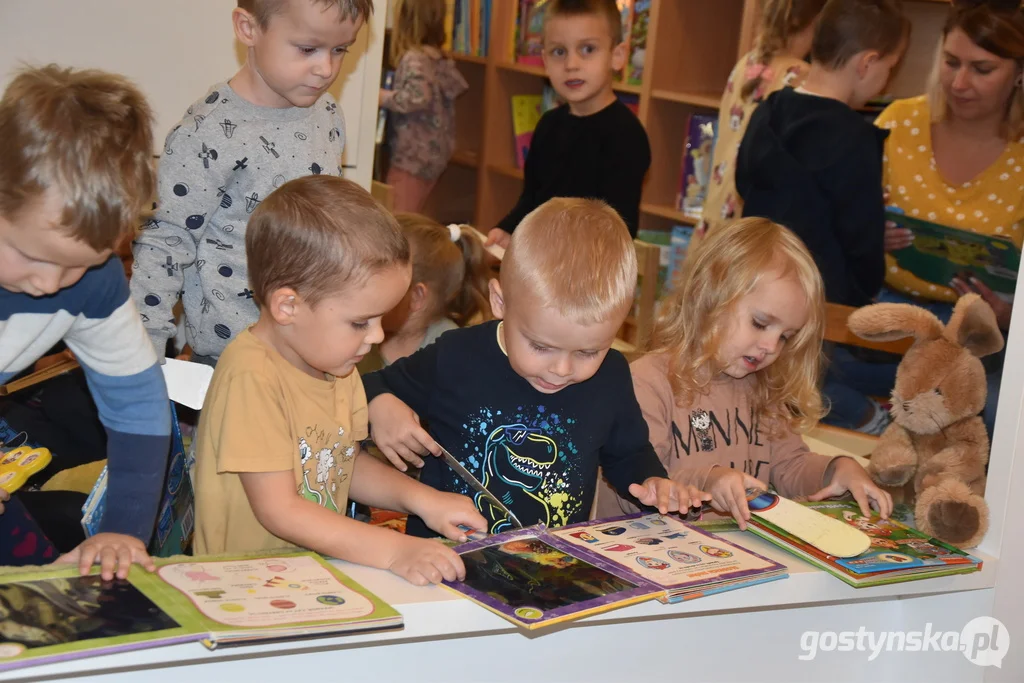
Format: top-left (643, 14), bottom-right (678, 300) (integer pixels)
top-left (193, 175), bottom-right (486, 586)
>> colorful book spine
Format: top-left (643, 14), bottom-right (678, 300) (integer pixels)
top-left (677, 114), bottom-right (718, 217)
top-left (614, 0), bottom-right (634, 83)
top-left (511, 94), bottom-right (544, 169)
top-left (626, 0), bottom-right (651, 85)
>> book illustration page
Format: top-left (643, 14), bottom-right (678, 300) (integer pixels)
top-left (157, 556), bottom-right (375, 628)
top-left (750, 494), bottom-right (869, 558)
top-left (552, 514), bottom-right (777, 585)
top-left (0, 575), bottom-right (180, 661)
top-left (459, 536), bottom-right (639, 616)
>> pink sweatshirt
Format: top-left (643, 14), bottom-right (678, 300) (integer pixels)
top-left (595, 352), bottom-right (835, 517)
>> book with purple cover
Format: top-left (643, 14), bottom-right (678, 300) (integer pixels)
top-left (442, 513), bottom-right (787, 629)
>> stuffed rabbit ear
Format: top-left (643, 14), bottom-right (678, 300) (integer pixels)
top-left (944, 293), bottom-right (1005, 358)
top-left (847, 303), bottom-right (944, 343)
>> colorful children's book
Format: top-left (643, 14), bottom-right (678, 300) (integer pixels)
top-left (677, 114), bottom-right (718, 217)
top-left (511, 94), bottom-right (544, 169)
top-left (443, 513), bottom-right (787, 629)
top-left (886, 208), bottom-right (1020, 295)
top-left (0, 552), bottom-right (402, 673)
top-left (747, 500), bottom-right (983, 587)
top-left (626, 0), bottom-right (651, 85)
top-left (613, 0), bottom-right (634, 83)
top-left (516, 0), bottom-right (550, 66)
top-left (665, 224), bottom-right (694, 290)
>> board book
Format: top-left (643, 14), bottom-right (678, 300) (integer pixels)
top-left (442, 513), bottom-right (787, 630)
top-left (0, 552), bottom-right (402, 673)
top-left (886, 209), bottom-right (1020, 295)
top-left (747, 500), bottom-right (982, 587)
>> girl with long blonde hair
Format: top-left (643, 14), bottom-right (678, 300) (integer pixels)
top-left (597, 218), bottom-right (891, 527)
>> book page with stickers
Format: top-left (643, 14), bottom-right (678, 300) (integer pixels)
top-left (551, 514), bottom-right (787, 599)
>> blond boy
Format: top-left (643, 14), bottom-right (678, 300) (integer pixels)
top-left (367, 198), bottom-right (709, 537)
top-left (193, 175), bottom-right (485, 585)
top-left (0, 66), bottom-right (170, 578)
top-left (131, 0), bottom-right (372, 364)
top-left (488, 0), bottom-right (650, 245)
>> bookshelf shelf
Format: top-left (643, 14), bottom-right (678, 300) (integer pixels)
top-left (488, 163), bottom-right (524, 181)
top-left (641, 203), bottom-right (698, 225)
top-left (451, 149), bottom-right (479, 167)
top-left (452, 53), bottom-right (489, 65)
top-left (496, 61), bottom-right (546, 77)
top-left (649, 89), bottom-right (721, 110)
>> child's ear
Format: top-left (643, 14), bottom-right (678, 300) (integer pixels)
top-left (233, 7), bottom-right (260, 47)
top-left (488, 279), bottom-right (506, 320)
top-left (408, 282), bottom-right (429, 313)
top-left (611, 39), bottom-right (628, 73)
top-left (266, 287), bottom-right (301, 326)
top-left (856, 50), bottom-right (880, 79)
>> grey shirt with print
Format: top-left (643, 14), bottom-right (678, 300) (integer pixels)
top-left (130, 82), bottom-right (345, 359)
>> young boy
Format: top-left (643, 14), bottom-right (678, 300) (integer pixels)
top-left (193, 175), bottom-right (485, 586)
top-left (131, 0), bottom-right (372, 365)
top-left (487, 0), bottom-right (650, 246)
top-left (735, 0), bottom-right (908, 308)
top-left (366, 198), bottom-right (709, 537)
top-left (0, 66), bottom-right (171, 579)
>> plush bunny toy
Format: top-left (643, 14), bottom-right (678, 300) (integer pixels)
top-left (847, 294), bottom-right (1004, 548)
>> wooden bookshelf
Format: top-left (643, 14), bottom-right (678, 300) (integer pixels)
top-left (426, 0), bottom-right (949, 232)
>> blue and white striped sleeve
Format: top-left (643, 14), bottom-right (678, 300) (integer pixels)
top-left (65, 258), bottom-right (171, 541)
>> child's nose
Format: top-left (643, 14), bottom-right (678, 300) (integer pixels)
top-left (312, 53), bottom-right (333, 78)
top-left (551, 355), bottom-right (573, 378)
top-left (31, 268), bottom-right (64, 295)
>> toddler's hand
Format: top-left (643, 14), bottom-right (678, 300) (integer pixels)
top-left (629, 477), bottom-right (711, 515)
top-left (368, 394), bottom-right (441, 471)
top-left (56, 533), bottom-right (155, 580)
top-left (811, 456), bottom-right (893, 519)
top-left (416, 490), bottom-right (488, 543)
top-left (0, 488), bottom-right (8, 515)
top-left (388, 536), bottom-right (467, 586)
top-left (705, 467), bottom-right (766, 530)
top-left (486, 228), bottom-right (512, 249)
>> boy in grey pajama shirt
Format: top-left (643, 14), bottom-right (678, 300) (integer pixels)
top-left (131, 0), bottom-right (373, 363)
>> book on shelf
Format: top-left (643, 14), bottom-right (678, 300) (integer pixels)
top-left (886, 208), bottom-right (1020, 295)
top-left (666, 224), bottom-right (694, 291)
top-left (626, 0), bottom-right (651, 86)
top-left (677, 114), bottom-right (718, 218)
top-left (0, 551), bottom-right (402, 673)
top-left (449, 0), bottom-right (491, 58)
top-left (747, 500), bottom-right (983, 588)
top-left (613, 0), bottom-right (635, 84)
top-left (514, 0), bottom-right (550, 65)
top-left (442, 512), bottom-right (787, 630)
top-left (511, 94), bottom-right (544, 169)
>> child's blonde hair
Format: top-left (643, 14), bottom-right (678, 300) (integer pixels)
top-left (390, 0), bottom-right (447, 65)
top-left (0, 65), bottom-right (155, 251)
top-left (654, 217), bottom-right (826, 435)
top-left (743, 0), bottom-right (828, 99)
top-left (502, 198), bottom-right (636, 324)
top-left (238, 0), bottom-right (373, 28)
top-left (395, 213), bottom-right (492, 326)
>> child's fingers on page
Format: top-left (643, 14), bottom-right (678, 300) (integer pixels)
top-left (851, 487), bottom-right (873, 519)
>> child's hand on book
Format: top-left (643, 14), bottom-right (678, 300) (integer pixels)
top-left (704, 467), bottom-right (766, 530)
top-left (811, 456), bottom-right (893, 520)
top-left (415, 490), bottom-right (488, 544)
top-left (389, 536), bottom-right (467, 586)
top-left (368, 394), bottom-right (441, 471)
top-left (628, 477), bottom-right (710, 516)
top-left (950, 276), bottom-right (1012, 330)
top-left (56, 533), bottom-right (155, 580)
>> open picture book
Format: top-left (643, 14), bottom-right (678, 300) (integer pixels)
top-left (442, 512), bottom-right (787, 630)
top-left (0, 551), bottom-right (402, 673)
top-left (746, 500), bottom-right (982, 587)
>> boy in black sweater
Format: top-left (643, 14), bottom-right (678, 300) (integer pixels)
top-left (487, 0), bottom-right (650, 246)
top-left (735, 0), bottom-right (908, 307)
top-left (365, 198), bottom-right (708, 537)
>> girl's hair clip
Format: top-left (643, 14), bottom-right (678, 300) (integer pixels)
top-left (447, 223), bottom-right (462, 242)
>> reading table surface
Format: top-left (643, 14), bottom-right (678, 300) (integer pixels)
top-left (0, 429), bottom-right (1003, 683)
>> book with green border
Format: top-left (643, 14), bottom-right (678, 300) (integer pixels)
top-left (886, 209), bottom-right (1020, 294)
top-left (0, 551), bottom-right (401, 673)
top-left (746, 501), bottom-right (981, 588)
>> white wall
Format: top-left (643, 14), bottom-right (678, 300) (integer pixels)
top-left (0, 0), bottom-right (385, 189)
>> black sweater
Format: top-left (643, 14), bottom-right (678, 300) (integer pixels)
top-left (362, 322), bottom-right (666, 537)
top-left (735, 87), bottom-right (889, 307)
top-left (498, 99), bottom-right (651, 236)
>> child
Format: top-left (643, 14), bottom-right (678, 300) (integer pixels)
top-left (0, 66), bottom-right (171, 578)
top-left (487, 0), bottom-right (650, 246)
top-left (131, 0), bottom-right (372, 365)
top-left (735, 0), bottom-right (908, 308)
top-left (365, 198), bottom-right (709, 537)
top-left (193, 175), bottom-right (486, 586)
top-left (380, 0), bottom-right (469, 212)
top-left (358, 213), bottom-right (491, 374)
top-left (596, 218), bottom-right (892, 528)
top-left (697, 0), bottom-right (826, 245)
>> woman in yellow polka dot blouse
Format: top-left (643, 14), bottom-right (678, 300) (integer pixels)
top-left (836, 0), bottom-right (1024, 439)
